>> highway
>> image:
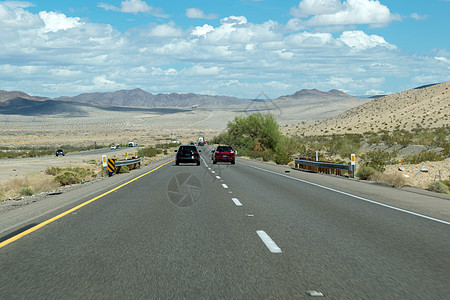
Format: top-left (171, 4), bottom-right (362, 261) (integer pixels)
top-left (0, 147), bottom-right (449, 299)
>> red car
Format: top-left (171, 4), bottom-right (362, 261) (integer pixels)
top-left (212, 145), bottom-right (235, 164)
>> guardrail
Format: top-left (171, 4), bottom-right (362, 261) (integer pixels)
top-left (294, 158), bottom-right (355, 178)
top-left (106, 157), bottom-right (142, 176)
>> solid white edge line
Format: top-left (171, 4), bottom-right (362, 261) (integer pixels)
top-left (239, 162), bottom-right (450, 226)
top-left (231, 198), bottom-right (242, 206)
top-left (257, 230), bottom-right (282, 253)
top-left (222, 184), bottom-right (228, 189)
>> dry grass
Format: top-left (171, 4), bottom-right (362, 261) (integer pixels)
top-left (0, 173), bottom-right (60, 199)
top-left (370, 171), bottom-right (407, 188)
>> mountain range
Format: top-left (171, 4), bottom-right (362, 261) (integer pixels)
top-left (0, 88), bottom-right (359, 116)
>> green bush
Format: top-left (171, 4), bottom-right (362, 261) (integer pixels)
top-left (360, 149), bottom-right (398, 172)
top-left (273, 151), bottom-right (292, 165)
top-left (118, 165), bottom-right (130, 173)
top-left (405, 151), bottom-right (444, 164)
top-left (138, 147), bottom-right (158, 157)
top-left (427, 181), bottom-right (449, 194)
top-left (55, 171), bottom-right (83, 186)
top-left (356, 166), bottom-right (377, 180)
top-left (45, 167), bottom-right (62, 175)
top-left (19, 186), bottom-right (35, 196)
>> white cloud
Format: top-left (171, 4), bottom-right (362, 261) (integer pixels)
top-left (339, 31), bottom-right (396, 50)
top-left (98, 0), bottom-right (167, 16)
top-left (290, 0), bottom-right (401, 29)
top-left (186, 8), bottom-right (218, 20)
top-left (191, 24), bottom-right (215, 38)
top-left (146, 22), bottom-right (183, 37)
top-left (0, 2), bottom-right (41, 28)
top-left (434, 57), bottom-right (450, 64)
top-left (364, 89), bottom-right (385, 95)
top-left (291, 0), bottom-right (342, 17)
top-left (0, 5), bottom-right (448, 98)
top-left (93, 75), bottom-right (126, 89)
top-left (39, 11), bottom-right (82, 32)
top-left (410, 13), bottom-right (428, 21)
top-left (184, 65), bottom-right (222, 76)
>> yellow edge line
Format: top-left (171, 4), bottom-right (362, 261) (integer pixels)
top-left (0, 160), bottom-right (174, 249)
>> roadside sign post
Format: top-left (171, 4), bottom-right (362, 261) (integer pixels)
top-left (102, 155), bottom-right (107, 177)
top-left (351, 154), bottom-right (356, 178)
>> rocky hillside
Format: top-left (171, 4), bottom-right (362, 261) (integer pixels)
top-left (66, 88), bottom-right (252, 108)
top-left (296, 81), bottom-right (450, 135)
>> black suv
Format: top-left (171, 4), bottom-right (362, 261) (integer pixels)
top-left (55, 149), bottom-right (65, 156)
top-left (175, 145), bottom-right (201, 166)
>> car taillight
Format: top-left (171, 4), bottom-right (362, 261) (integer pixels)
top-left (194, 151), bottom-right (199, 155)
top-left (178, 151), bottom-right (183, 155)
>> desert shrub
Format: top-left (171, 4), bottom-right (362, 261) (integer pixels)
top-left (53, 168), bottom-right (94, 186)
top-left (0, 193), bottom-right (5, 203)
top-left (45, 167), bottom-right (62, 175)
top-left (373, 173), bottom-right (406, 188)
top-left (118, 165), bottom-right (130, 173)
top-left (210, 132), bottom-right (230, 145)
top-left (405, 151), bottom-right (444, 164)
top-left (356, 166), bottom-right (377, 180)
top-left (156, 142), bottom-right (179, 149)
top-left (55, 171), bottom-right (83, 186)
top-left (19, 186), bottom-right (35, 196)
top-left (138, 147), bottom-right (158, 157)
top-left (273, 151), bottom-right (292, 165)
top-left (360, 149), bottom-right (398, 172)
top-left (427, 181), bottom-right (449, 194)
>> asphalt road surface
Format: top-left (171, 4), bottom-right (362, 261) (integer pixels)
top-left (0, 147), bottom-right (449, 299)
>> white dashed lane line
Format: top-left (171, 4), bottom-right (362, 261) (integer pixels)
top-left (231, 198), bottom-right (242, 206)
top-left (257, 230), bottom-right (282, 254)
top-left (216, 176), bottom-right (221, 179)
top-left (222, 184), bottom-right (228, 189)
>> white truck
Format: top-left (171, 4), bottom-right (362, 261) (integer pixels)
top-left (128, 142), bottom-right (136, 147)
top-left (198, 137), bottom-right (205, 146)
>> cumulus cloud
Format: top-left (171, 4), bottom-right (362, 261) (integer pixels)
top-left (39, 11), bottom-right (82, 32)
top-left (338, 31), bottom-right (396, 50)
top-left (186, 8), bottom-right (218, 20)
top-left (289, 0), bottom-right (401, 29)
top-left (291, 0), bottom-right (342, 17)
top-left (0, 1), bottom-right (42, 28)
top-left (146, 22), bottom-right (183, 37)
top-left (98, 0), bottom-right (167, 16)
top-left (0, 4), bottom-right (447, 98)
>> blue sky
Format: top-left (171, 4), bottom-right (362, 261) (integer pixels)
top-left (1, 0), bottom-right (449, 98)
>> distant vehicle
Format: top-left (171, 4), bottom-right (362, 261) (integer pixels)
top-left (55, 149), bottom-right (65, 156)
top-left (198, 137), bottom-right (205, 146)
top-left (189, 141), bottom-right (196, 145)
top-left (175, 145), bottom-right (201, 166)
top-left (116, 145), bottom-right (121, 149)
top-left (213, 145), bottom-right (235, 164)
top-left (128, 142), bottom-right (136, 147)
top-left (110, 145), bottom-right (116, 150)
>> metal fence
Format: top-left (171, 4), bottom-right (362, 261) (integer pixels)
top-left (106, 157), bottom-right (142, 176)
top-left (294, 158), bottom-right (355, 178)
